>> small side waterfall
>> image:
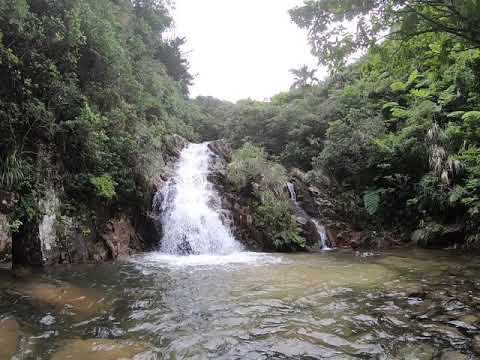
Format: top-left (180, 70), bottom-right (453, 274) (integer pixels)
top-left (158, 142), bottom-right (242, 255)
top-left (287, 182), bottom-right (331, 250)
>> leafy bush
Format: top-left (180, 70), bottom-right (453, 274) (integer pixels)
top-left (89, 174), bottom-right (117, 200)
top-left (228, 143), bottom-right (287, 196)
top-left (254, 193), bottom-right (305, 250)
top-left (411, 221), bottom-right (446, 247)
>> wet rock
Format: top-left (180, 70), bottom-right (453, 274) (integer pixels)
top-left (444, 299), bottom-right (466, 313)
top-left (39, 314), bottom-right (56, 326)
top-left (472, 335), bottom-right (480, 354)
top-left (0, 190), bottom-right (19, 213)
top-left (425, 323), bottom-right (466, 344)
top-left (439, 349), bottom-right (468, 360)
top-left (208, 140), bottom-right (232, 162)
top-left (92, 326), bottom-right (125, 339)
top-left (448, 314), bottom-right (479, 330)
top-left (163, 133), bottom-right (188, 159)
top-left (100, 215), bottom-right (139, 259)
top-left (405, 284), bottom-right (427, 299)
top-left (51, 339), bottom-right (153, 360)
top-left (326, 227), bottom-right (337, 248)
top-left (0, 318), bottom-right (20, 359)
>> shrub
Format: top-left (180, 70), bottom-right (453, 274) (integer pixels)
top-left (254, 192), bottom-right (305, 250)
top-left (89, 174), bottom-right (117, 200)
top-left (411, 221), bottom-right (446, 247)
top-left (228, 143), bottom-right (287, 195)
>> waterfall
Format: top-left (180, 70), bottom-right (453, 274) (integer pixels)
top-left (158, 142), bottom-right (242, 255)
top-left (287, 182), bottom-right (332, 250)
top-left (287, 182), bottom-right (297, 203)
top-left (312, 220), bottom-right (331, 250)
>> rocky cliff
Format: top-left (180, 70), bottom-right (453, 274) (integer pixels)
top-left (208, 141), bottom-right (332, 251)
top-left (7, 134), bottom-right (188, 267)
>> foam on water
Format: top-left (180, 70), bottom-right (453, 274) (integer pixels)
top-left (135, 252), bottom-right (283, 269)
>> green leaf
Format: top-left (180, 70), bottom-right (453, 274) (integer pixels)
top-left (89, 174), bottom-right (117, 200)
top-left (390, 81), bottom-right (407, 92)
top-left (447, 111), bottom-right (465, 119)
top-left (363, 189), bottom-right (384, 215)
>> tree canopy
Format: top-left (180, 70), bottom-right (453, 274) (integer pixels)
top-left (289, 0), bottom-right (480, 70)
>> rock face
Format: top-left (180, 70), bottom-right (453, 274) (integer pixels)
top-left (10, 134), bottom-right (187, 267)
top-left (207, 140), bottom-right (271, 251)
top-left (12, 190), bottom-right (158, 266)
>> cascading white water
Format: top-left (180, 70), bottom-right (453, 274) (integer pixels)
top-left (312, 220), bottom-right (331, 250)
top-left (287, 182), bottom-right (297, 203)
top-left (159, 142), bottom-right (242, 255)
top-left (286, 181), bottom-right (332, 250)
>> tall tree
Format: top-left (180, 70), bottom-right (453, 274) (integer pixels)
top-left (290, 65), bottom-right (319, 89)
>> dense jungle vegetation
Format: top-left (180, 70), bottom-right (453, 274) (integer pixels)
top-left (1, 0), bottom-right (480, 251)
top-left (193, 1), bottom-right (480, 249)
top-left (0, 0), bottom-right (203, 233)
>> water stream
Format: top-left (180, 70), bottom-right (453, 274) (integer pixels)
top-left (287, 182), bottom-right (331, 249)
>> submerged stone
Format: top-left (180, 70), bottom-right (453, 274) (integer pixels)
top-left (15, 280), bottom-right (108, 318)
top-left (51, 339), bottom-right (154, 360)
top-left (472, 335), bottom-right (480, 354)
top-left (395, 343), bottom-right (435, 360)
top-left (0, 318), bottom-right (20, 359)
top-left (439, 349), bottom-right (468, 360)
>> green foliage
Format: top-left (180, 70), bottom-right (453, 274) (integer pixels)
top-left (6, 219), bottom-right (23, 234)
top-left (363, 189), bottom-right (384, 216)
top-left (390, 81), bottom-right (407, 93)
top-left (289, 0), bottom-right (480, 70)
top-left (228, 143), bottom-right (287, 195)
top-left (254, 193), bottom-right (305, 251)
top-left (0, 152), bottom-right (30, 190)
top-left (412, 221), bottom-right (446, 247)
top-left (0, 0), bottom-right (195, 230)
top-left (89, 175), bottom-right (117, 200)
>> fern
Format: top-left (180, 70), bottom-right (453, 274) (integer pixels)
top-left (390, 81), bottom-right (407, 92)
top-left (363, 189), bottom-right (384, 215)
top-left (0, 152), bottom-right (27, 190)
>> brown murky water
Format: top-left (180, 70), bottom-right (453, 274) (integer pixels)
top-left (1, 248), bottom-right (480, 359)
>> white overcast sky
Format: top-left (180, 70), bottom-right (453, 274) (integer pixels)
top-left (170, 0), bottom-right (321, 102)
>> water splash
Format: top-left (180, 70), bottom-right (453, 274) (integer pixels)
top-left (158, 143), bottom-right (242, 255)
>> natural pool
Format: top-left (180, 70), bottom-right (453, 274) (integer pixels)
top-left (1, 248), bottom-right (480, 359)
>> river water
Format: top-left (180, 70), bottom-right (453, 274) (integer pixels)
top-left (1, 248), bottom-right (480, 359)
